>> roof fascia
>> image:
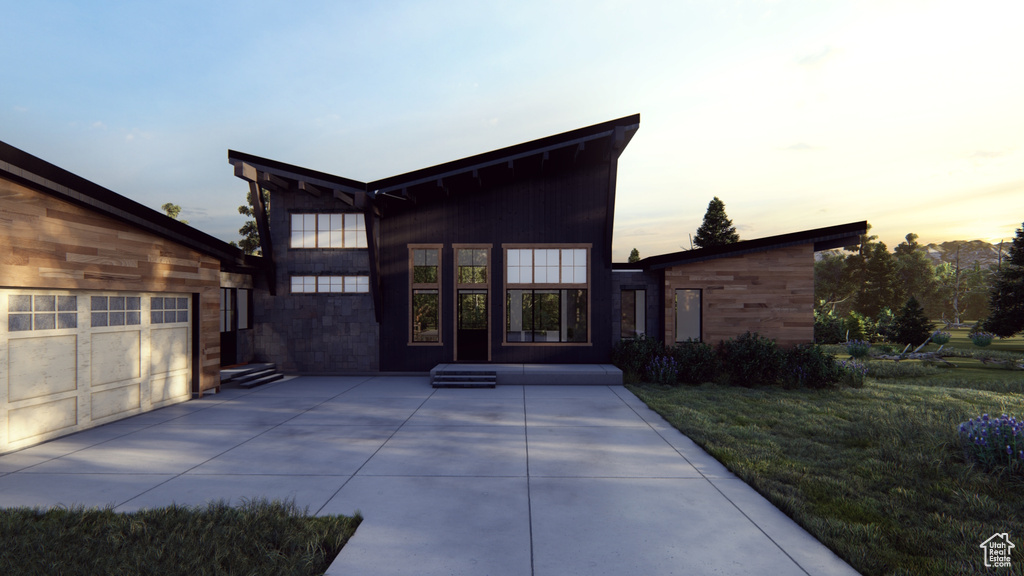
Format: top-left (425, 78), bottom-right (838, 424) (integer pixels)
top-left (227, 150), bottom-right (367, 195)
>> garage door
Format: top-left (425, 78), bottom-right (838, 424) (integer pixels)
top-left (1, 289), bottom-right (193, 454)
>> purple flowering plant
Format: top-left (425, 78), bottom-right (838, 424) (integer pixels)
top-left (645, 355), bottom-right (679, 385)
top-left (969, 331), bottom-right (995, 347)
top-left (959, 413), bottom-right (1024, 473)
top-left (930, 331), bottom-right (951, 345)
top-left (846, 339), bottom-right (872, 359)
top-left (837, 359), bottom-right (867, 387)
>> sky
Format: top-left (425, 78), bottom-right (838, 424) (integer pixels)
top-left (2, 0), bottom-right (1023, 261)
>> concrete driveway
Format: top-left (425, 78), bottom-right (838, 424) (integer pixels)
top-left (0, 376), bottom-right (859, 575)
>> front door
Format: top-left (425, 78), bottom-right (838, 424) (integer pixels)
top-left (456, 290), bottom-right (487, 361)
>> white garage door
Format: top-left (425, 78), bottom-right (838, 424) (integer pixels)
top-left (1, 290), bottom-right (193, 454)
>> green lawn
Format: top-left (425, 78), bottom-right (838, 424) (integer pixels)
top-left (0, 499), bottom-right (361, 576)
top-left (627, 334), bottom-right (1024, 575)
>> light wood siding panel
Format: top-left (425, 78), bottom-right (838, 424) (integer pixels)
top-left (663, 244), bottom-right (815, 348)
top-left (0, 176), bottom-right (220, 395)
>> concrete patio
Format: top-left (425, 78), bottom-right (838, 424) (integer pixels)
top-left (0, 375), bottom-right (859, 575)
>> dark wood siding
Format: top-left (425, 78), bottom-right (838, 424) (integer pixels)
top-left (379, 161), bottom-right (615, 371)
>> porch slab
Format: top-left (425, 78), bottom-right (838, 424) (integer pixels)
top-left (430, 363), bottom-right (622, 386)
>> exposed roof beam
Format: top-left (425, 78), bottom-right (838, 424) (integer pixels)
top-left (332, 189), bottom-right (354, 206)
top-left (297, 180), bottom-right (322, 197)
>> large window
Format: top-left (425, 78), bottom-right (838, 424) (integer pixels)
top-left (290, 276), bottom-right (369, 293)
top-left (410, 246), bottom-right (441, 344)
top-left (675, 289), bottom-right (702, 342)
top-left (504, 246), bottom-right (589, 343)
top-left (621, 289), bottom-right (646, 339)
top-left (290, 213), bottom-right (367, 248)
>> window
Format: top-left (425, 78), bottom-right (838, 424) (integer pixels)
top-left (410, 246), bottom-right (441, 343)
top-left (504, 245), bottom-right (589, 343)
top-left (675, 289), bottom-right (702, 342)
top-left (621, 289), bottom-right (646, 339)
top-left (151, 297), bottom-right (189, 324)
top-left (457, 248), bottom-right (487, 284)
top-left (238, 289), bottom-right (251, 330)
top-left (290, 276), bottom-right (369, 294)
top-left (290, 213), bottom-right (367, 248)
top-left (91, 296), bottom-right (141, 327)
top-left (8, 295), bottom-right (77, 332)
top-left (220, 289), bottom-right (235, 333)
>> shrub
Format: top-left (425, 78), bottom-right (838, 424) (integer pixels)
top-left (717, 332), bottom-right (784, 387)
top-left (930, 331), bottom-right (951, 345)
top-left (611, 335), bottom-right (663, 381)
top-left (783, 344), bottom-right (843, 388)
top-left (959, 414), bottom-right (1024, 474)
top-left (844, 311), bottom-right (869, 341)
top-left (814, 309), bottom-right (845, 344)
top-left (888, 296), bottom-right (933, 346)
top-left (670, 341), bottom-right (719, 384)
top-left (846, 339), bottom-right (872, 359)
top-left (645, 355), bottom-right (679, 385)
top-left (970, 331), bottom-right (995, 347)
top-left (837, 359), bottom-right (868, 388)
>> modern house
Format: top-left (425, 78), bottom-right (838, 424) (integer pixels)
top-left (1, 114), bottom-right (866, 453)
top-left (228, 114), bottom-right (640, 373)
top-left (0, 141), bottom-right (258, 454)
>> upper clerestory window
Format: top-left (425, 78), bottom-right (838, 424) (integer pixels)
top-left (290, 213), bottom-right (367, 248)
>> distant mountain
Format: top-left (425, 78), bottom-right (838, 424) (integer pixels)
top-left (923, 240), bottom-right (1008, 270)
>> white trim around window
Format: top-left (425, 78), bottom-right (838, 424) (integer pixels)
top-left (290, 213), bottom-right (367, 248)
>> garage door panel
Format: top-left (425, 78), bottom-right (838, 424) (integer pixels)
top-left (91, 331), bottom-right (141, 385)
top-left (151, 373), bottom-right (189, 404)
top-left (91, 383), bottom-right (141, 420)
top-left (151, 327), bottom-right (189, 376)
top-left (8, 397), bottom-right (78, 443)
top-left (8, 335), bottom-right (77, 401)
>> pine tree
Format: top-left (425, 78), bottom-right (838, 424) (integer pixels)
top-left (628, 248), bottom-right (640, 263)
top-left (889, 296), bottom-right (933, 346)
top-left (984, 223), bottom-right (1024, 337)
top-left (855, 242), bottom-right (899, 318)
top-left (693, 197), bottom-right (739, 249)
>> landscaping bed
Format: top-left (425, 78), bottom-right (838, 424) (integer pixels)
top-left (0, 499), bottom-right (360, 576)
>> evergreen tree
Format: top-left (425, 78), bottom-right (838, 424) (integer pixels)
top-left (693, 197), bottom-right (739, 248)
top-left (855, 242), bottom-right (899, 318)
top-left (231, 188), bottom-right (269, 256)
top-left (889, 296), bottom-right (933, 346)
top-left (892, 233), bottom-right (937, 306)
top-left (984, 223), bottom-right (1024, 337)
top-left (628, 248), bottom-right (640, 263)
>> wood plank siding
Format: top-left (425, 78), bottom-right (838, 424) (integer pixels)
top-left (0, 176), bottom-right (222, 394)
top-left (663, 243), bottom-right (816, 348)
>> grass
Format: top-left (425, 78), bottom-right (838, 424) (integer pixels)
top-left (0, 499), bottom-right (361, 576)
top-left (628, 381), bottom-right (1024, 575)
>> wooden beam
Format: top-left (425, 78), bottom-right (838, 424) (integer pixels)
top-left (297, 180), bottom-right (322, 197)
top-left (332, 189), bottom-right (355, 206)
top-left (363, 207), bottom-right (382, 325)
top-left (260, 172), bottom-right (290, 190)
top-left (248, 181), bottom-right (277, 295)
top-left (234, 162), bottom-right (258, 182)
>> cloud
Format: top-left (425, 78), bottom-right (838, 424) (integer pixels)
top-left (968, 150), bottom-right (1004, 160)
top-left (14, 106), bottom-right (28, 113)
top-left (797, 45), bottom-right (838, 68)
top-left (781, 142), bottom-right (820, 151)
top-left (91, 121), bottom-right (106, 130)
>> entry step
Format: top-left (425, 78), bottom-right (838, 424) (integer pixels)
top-left (221, 363), bottom-right (284, 389)
top-left (432, 370), bottom-right (497, 388)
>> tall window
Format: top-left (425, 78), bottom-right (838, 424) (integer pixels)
top-left (675, 289), bottom-right (701, 342)
top-left (621, 289), bottom-right (646, 339)
top-left (505, 246), bottom-right (589, 343)
top-left (290, 213), bottom-right (367, 248)
top-left (410, 246), bottom-right (441, 343)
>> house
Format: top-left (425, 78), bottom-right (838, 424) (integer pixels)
top-left (0, 140), bottom-right (258, 454)
top-left (612, 222), bottom-right (867, 348)
top-left (227, 114), bottom-right (640, 372)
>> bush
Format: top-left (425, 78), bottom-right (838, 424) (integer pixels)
top-left (931, 331), bottom-right (951, 345)
top-left (717, 332), bottom-right (784, 387)
top-left (970, 331), bottom-right (995, 347)
top-left (959, 414), bottom-right (1024, 474)
top-left (611, 335), bottom-right (663, 381)
top-left (670, 341), bottom-right (719, 384)
top-left (814, 309), bottom-right (845, 344)
top-left (844, 311), bottom-right (869, 341)
top-left (837, 359), bottom-right (867, 388)
top-left (846, 339), bottom-right (872, 359)
top-left (783, 345), bottom-right (843, 388)
top-left (644, 355), bottom-right (679, 385)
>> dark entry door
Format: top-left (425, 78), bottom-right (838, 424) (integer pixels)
top-left (219, 288), bottom-right (237, 366)
top-left (456, 290), bottom-right (487, 361)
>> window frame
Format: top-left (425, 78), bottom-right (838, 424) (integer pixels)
top-left (289, 276), bottom-right (370, 294)
top-left (620, 288), bottom-right (646, 340)
top-left (289, 212), bottom-right (367, 249)
top-left (674, 288), bottom-right (702, 343)
top-left (409, 244), bottom-right (443, 345)
top-left (502, 243), bottom-right (592, 346)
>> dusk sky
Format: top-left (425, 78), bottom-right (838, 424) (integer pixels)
top-left (3, 0), bottom-right (1022, 261)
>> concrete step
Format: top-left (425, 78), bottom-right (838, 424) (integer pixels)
top-left (237, 370), bottom-right (285, 389)
top-left (432, 371), bottom-right (497, 389)
top-left (221, 363), bottom-right (277, 384)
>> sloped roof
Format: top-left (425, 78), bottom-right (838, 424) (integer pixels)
top-left (0, 140), bottom-right (254, 270)
top-left (617, 221), bottom-right (868, 271)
